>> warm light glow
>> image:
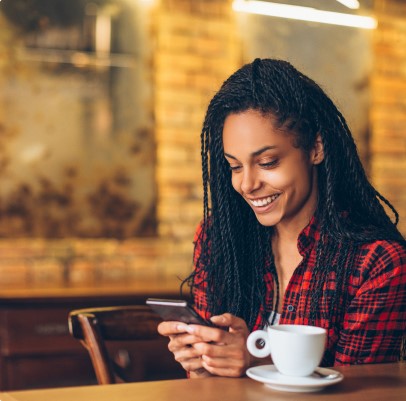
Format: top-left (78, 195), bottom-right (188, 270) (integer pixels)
top-left (336, 0), bottom-right (360, 9)
top-left (232, 1), bottom-right (377, 29)
top-left (95, 14), bottom-right (111, 54)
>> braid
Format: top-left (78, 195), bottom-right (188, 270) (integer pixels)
top-left (250, 58), bottom-right (262, 105)
top-left (376, 191), bottom-right (400, 225)
top-left (183, 58), bottom-right (405, 331)
top-left (269, 253), bottom-right (280, 326)
top-left (309, 236), bottom-right (327, 323)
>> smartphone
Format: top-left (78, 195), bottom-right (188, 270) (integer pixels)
top-left (146, 298), bottom-right (213, 326)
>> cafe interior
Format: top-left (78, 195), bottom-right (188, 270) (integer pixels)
top-left (0, 0), bottom-right (405, 397)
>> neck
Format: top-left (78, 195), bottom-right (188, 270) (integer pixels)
top-left (273, 166), bottom-right (319, 244)
top-left (273, 205), bottom-right (315, 243)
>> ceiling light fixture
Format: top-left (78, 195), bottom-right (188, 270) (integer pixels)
top-left (232, 1), bottom-right (377, 29)
top-left (335, 0), bottom-right (360, 9)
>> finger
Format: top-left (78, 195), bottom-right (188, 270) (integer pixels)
top-left (201, 358), bottom-right (246, 378)
top-left (169, 332), bottom-right (209, 351)
top-left (173, 346), bottom-right (202, 362)
top-left (182, 358), bottom-right (205, 372)
top-left (200, 343), bottom-right (249, 378)
top-left (185, 324), bottom-right (228, 344)
top-left (193, 336), bottom-right (251, 377)
top-left (200, 350), bottom-right (246, 368)
top-left (172, 348), bottom-right (205, 373)
top-left (157, 321), bottom-right (189, 336)
top-left (210, 314), bottom-right (248, 333)
top-left (193, 340), bottom-right (247, 359)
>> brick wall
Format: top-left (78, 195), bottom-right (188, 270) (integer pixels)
top-left (371, 0), bottom-right (406, 236)
top-left (153, 0), bottom-right (241, 276)
top-left (0, 0), bottom-right (241, 286)
top-left (0, 0), bottom-right (404, 287)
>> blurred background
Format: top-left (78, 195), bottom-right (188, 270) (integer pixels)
top-left (0, 0), bottom-right (404, 391)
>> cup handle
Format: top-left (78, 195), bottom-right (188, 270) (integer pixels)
top-left (246, 330), bottom-right (270, 358)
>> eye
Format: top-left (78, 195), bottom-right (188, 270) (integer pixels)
top-left (229, 165), bottom-right (242, 172)
top-left (259, 159), bottom-right (278, 168)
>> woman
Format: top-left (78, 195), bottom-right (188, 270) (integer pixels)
top-left (158, 58), bottom-right (406, 378)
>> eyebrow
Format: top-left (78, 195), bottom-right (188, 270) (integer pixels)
top-left (224, 145), bottom-right (277, 160)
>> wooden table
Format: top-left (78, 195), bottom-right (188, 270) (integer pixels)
top-left (1, 363), bottom-right (404, 401)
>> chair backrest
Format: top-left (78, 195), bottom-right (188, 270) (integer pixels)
top-left (68, 305), bottom-right (167, 385)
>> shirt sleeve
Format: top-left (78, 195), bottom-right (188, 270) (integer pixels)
top-left (334, 240), bottom-right (406, 365)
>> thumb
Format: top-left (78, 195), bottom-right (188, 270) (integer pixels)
top-left (210, 313), bottom-right (248, 333)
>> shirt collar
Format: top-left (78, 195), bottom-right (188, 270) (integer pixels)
top-left (297, 215), bottom-right (320, 256)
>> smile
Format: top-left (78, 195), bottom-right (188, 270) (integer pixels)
top-left (248, 194), bottom-right (280, 207)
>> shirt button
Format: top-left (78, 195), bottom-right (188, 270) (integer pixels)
top-left (287, 305), bottom-right (295, 312)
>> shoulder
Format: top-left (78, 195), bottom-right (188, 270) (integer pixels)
top-left (192, 220), bottom-right (211, 278)
top-left (356, 239), bottom-right (406, 282)
top-left (358, 239), bottom-right (406, 265)
top-left (192, 218), bottom-right (212, 244)
top-left (192, 221), bottom-right (205, 246)
top-left (193, 221), bottom-right (204, 243)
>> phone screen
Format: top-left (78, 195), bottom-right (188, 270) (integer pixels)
top-left (146, 298), bottom-right (213, 326)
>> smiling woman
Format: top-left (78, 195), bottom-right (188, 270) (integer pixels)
top-left (222, 110), bottom-right (323, 229)
top-left (157, 58), bottom-right (406, 379)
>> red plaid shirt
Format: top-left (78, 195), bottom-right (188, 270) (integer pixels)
top-left (191, 217), bottom-right (406, 366)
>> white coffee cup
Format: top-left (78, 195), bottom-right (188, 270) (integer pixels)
top-left (246, 324), bottom-right (326, 377)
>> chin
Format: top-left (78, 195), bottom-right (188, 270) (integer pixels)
top-left (254, 213), bottom-right (282, 227)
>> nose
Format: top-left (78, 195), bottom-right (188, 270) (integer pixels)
top-left (240, 167), bottom-right (260, 194)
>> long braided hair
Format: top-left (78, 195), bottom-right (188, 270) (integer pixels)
top-left (183, 58), bottom-right (404, 335)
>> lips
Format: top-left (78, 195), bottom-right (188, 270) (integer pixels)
top-left (248, 193), bottom-right (280, 207)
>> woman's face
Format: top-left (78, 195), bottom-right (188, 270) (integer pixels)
top-left (222, 109), bottom-right (323, 230)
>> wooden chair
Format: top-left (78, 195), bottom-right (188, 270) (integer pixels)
top-left (68, 305), bottom-right (183, 385)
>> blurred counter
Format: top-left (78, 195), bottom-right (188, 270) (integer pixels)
top-left (0, 276), bottom-right (184, 304)
top-left (0, 277), bottom-right (186, 391)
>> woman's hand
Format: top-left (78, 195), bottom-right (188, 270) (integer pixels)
top-left (188, 313), bottom-right (252, 377)
top-left (158, 313), bottom-right (271, 378)
top-left (157, 320), bottom-right (213, 377)
top-left (160, 313), bottom-right (256, 378)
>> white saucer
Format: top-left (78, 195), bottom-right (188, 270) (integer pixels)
top-left (246, 365), bottom-right (344, 393)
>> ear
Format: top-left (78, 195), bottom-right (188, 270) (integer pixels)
top-left (310, 134), bottom-right (324, 165)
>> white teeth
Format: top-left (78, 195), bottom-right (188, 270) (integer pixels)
top-left (250, 194), bottom-right (279, 207)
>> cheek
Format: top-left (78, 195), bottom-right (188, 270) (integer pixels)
top-left (266, 167), bottom-right (311, 192)
top-left (263, 169), bottom-right (292, 188)
top-left (231, 174), bottom-right (242, 193)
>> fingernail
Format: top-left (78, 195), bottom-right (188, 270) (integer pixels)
top-left (176, 324), bottom-right (187, 331)
top-left (186, 325), bottom-right (195, 334)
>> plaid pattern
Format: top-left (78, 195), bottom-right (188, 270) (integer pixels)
top-left (192, 217), bottom-right (406, 366)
